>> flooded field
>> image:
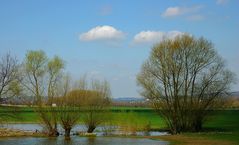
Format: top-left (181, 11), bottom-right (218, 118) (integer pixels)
top-left (3, 123), bottom-right (168, 136)
top-left (0, 136), bottom-right (169, 145)
top-left (0, 123), bottom-right (169, 145)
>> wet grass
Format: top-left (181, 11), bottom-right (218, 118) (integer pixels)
top-left (154, 110), bottom-right (239, 144)
top-left (1, 106), bottom-right (239, 144)
top-left (196, 110), bottom-right (239, 143)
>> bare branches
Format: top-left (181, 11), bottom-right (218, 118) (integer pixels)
top-left (0, 52), bottom-right (20, 100)
top-left (82, 79), bottom-right (111, 133)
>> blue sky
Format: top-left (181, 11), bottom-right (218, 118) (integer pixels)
top-left (0, 0), bottom-right (238, 98)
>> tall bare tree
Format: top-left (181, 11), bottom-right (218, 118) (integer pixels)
top-left (0, 52), bottom-right (21, 122)
top-left (137, 34), bottom-right (234, 134)
top-left (55, 75), bottom-right (81, 139)
top-left (57, 93), bottom-right (81, 139)
top-left (0, 53), bottom-right (20, 102)
top-left (79, 79), bottom-right (111, 133)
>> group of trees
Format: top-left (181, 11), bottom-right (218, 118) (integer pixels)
top-left (137, 34), bottom-right (234, 134)
top-left (0, 50), bottom-right (111, 139)
top-left (56, 78), bottom-right (111, 136)
top-left (0, 34), bottom-right (235, 136)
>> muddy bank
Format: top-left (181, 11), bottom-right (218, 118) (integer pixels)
top-left (0, 128), bottom-right (45, 137)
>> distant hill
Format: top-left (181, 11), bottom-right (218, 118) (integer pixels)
top-left (112, 97), bottom-right (148, 107)
top-left (113, 97), bottom-right (145, 102)
top-left (113, 91), bottom-right (239, 103)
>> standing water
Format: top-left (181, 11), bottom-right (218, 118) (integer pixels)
top-left (0, 137), bottom-right (169, 145)
top-left (0, 124), bottom-right (169, 145)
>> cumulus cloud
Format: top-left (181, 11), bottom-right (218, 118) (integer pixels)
top-left (79, 25), bottom-right (125, 41)
top-left (133, 31), bottom-right (164, 44)
top-left (133, 31), bottom-right (184, 44)
top-left (161, 5), bottom-right (203, 18)
top-left (162, 7), bottom-right (184, 17)
top-left (166, 31), bottom-right (185, 39)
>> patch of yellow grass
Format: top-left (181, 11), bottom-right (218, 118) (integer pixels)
top-left (0, 128), bottom-right (45, 137)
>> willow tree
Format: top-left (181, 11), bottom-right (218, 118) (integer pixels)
top-left (81, 80), bottom-right (111, 133)
top-left (47, 56), bottom-right (64, 105)
top-left (56, 75), bottom-right (81, 139)
top-left (23, 50), bottom-right (47, 104)
top-left (137, 34), bottom-right (234, 134)
top-left (55, 76), bottom-right (111, 138)
top-left (23, 50), bottom-right (64, 136)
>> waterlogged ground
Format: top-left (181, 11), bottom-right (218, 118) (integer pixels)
top-left (0, 124), bottom-right (169, 145)
top-left (3, 124), bottom-right (168, 136)
top-left (0, 136), bottom-right (169, 145)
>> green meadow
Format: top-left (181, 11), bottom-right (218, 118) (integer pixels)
top-left (1, 106), bottom-right (239, 144)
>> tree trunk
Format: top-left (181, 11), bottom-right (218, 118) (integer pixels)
top-left (194, 119), bottom-right (202, 132)
top-left (65, 128), bottom-right (71, 140)
top-left (87, 125), bottom-right (96, 133)
top-left (49, 128), bottom-right (59, 137)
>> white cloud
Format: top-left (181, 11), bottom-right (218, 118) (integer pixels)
top-left (166, 31), bottom-right (185, 39)
top-left (162, 7), bottom-right (184, 17)
top-left (161, 5), bottom-right (203, 18)
top-left (216, 0), bottom-right (229, 5)
top-left (133, 31), bottom-right (184, 44)
top-left (133, 31), bottom-right (164, 44)
top-left (79, 25), bottom-right (125, 41)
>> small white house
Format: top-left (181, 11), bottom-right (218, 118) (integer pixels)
top-left (52, 103), bottom-right (57, 107)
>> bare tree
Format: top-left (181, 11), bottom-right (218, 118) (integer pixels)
top-left (56, 75), bottom-right (81, 139)
top-left (0, 52), bottom-right (22, 125)
top-left (0, 53), bottom-right (20, 102)
top-left (57, 93), bottom-right (81, 139)
top-left (80, 79), bottom-right (111, 133)
top-left (137, 34), bottom-right (234, 134)
top-left (58, 77), bottom-right (111, 134)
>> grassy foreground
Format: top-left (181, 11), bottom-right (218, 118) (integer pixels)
top-left (153, 110), bottom-right (239, 145)
top-left (1, 106), bottom-right (239, 144)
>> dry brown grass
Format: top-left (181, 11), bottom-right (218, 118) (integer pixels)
top-left (223, 96), bottom-right (239, 108)
top-left (0, 128), bottom-right (45, 137)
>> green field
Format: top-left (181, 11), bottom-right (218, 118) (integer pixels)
top-left (0, 106), bottom-right (165, 128)
top-left (1, 106), bottom-right (239, 144)
top-left (188, 110), bottom-right (239, 143)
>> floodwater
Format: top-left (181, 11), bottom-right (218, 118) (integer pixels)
top-left (0, 136), bottom-right (169, 145)
top-left (3, 124), bottom-right (168, 136)
top-left (0, 124), bottom-right (169, 145)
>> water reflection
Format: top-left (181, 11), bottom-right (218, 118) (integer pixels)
top-left (87, 137), bottom-right (96, 145)
top-left (3, 124), bottom-right (168, 136)
top-left (0, 137), bottom-right (169, 145)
